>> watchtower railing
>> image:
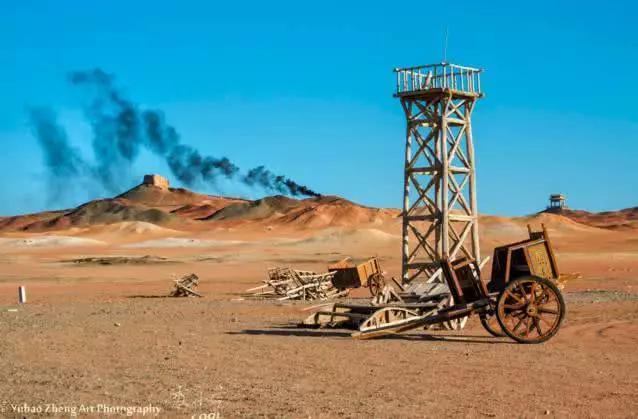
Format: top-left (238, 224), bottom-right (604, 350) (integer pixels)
top-left (394, 63), bottom-right (483, 96)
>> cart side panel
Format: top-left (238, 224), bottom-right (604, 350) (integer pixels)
top-left (356, 264), bottom-right (370, 286)
top-left (525, 242), bottom-right (557, 279)
top-left (330, 268), bottom-right (361, 289)
top-left (442, 259), bottom-right (485, 305)
top-left (442, 260), bottom-right (465, 303)
top-left (355, 258), bottom-right (381, 287)
top-left (489, 247), bottom-right (509, 291)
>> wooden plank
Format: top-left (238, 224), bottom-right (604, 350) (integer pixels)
top-left (175, 283), bottom-right (202, 297)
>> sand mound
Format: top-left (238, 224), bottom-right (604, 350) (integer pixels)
top-left (518, 212), bottom-right (606, 234)
top-left (80, 221), bottom-right (183, 236)
top-left (22, 199), bottom-right (180, 231)
top-left (0, 211), bottom-right (66, 231)
top-left (278, 196), bottom-right (399, 229)
top-left (545, 207), bottom-right (638, 230)
top-left (171, 203), bottom-right (218, 219)
top-left (205, 195), bottom-right (300, 221)
top-left (0, 236), bottom-right (106, 248)
top-left (281, 228), bottom-right (400, 247)
top-left (205, 195), bottom-right (399, 229)
top-left (480, 215), bottom-right (529, 237)
top-left (64, 255), bottom-right (175, 265)
top-left (124, 237), bottom-right (244, 248)
top-left (171, 201), bottom-right (240, 220)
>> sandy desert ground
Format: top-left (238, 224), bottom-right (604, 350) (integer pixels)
top-left (0, 182), bottom-right (637, 418)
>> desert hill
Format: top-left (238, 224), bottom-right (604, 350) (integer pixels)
top-left (21, 198), bottom-right (182, 232)
top-left (203, 195), bottom-right (397, 228)
top-left (545, 207), bottom-right (638, 230)
top-left (205, 195), bottom-right (301, 221)
top-left (0, 174), bottom-right (635, 236)
top-left (0, 175), bottom-right (399, 233)
top-left (117, 182), bottom-right (246, 209)
top-left (0, 210), bottom-right (66, 231)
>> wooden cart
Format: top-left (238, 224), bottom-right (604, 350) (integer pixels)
top-left (488, 224), bottom-right (560, 291)
top-left (303, 225), bottom-right (567, 344)
top-left (328, 257), bottom-right (386, 296)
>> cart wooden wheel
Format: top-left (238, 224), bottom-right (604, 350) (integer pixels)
top-left (479, 313), bottom-right (505, 337)
top-left (496, 276), bottom-right (565, 344)
top-left (367, 273), bottom-right (385, 297)
top-left (358, 307), bottom-right (419, 332)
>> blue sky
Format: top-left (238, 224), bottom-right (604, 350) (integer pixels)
top-left (1, 0), bottom-right (636, 216)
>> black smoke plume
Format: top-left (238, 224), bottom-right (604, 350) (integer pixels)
top-left (28, 108), bottom-right (84, 178)
top-left (27, 107), bottom-right (92, 203)
top-left (29, 68), bottom-right (320, 200)
top-left (244, 166), bottom-right (319, 197)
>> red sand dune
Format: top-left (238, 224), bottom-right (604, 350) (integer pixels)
top-left (545, 207), bottom-right (638, 230)
top-left (0, 210), bottom-right (65, 231)
top-left (117, 183), bottom-right (247, 208)
top-left (20, 198), bottom-right (182, 232)
top-left (1, 179), bottom-right (635, 234)
top-left (203, 195), bottom-right (398, 229)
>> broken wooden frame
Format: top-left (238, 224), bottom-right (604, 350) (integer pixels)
top-left (301, 282), bottom-right (452, 330)
top-left (246, 267), bottom-right (348, 301)
top-left (169, 273), bottom-right (202, 297)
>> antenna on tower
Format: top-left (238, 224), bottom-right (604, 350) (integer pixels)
top-left (443, 26), bottom-right (449, 63)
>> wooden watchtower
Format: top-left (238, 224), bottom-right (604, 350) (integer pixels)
top-left (548, 194), bottom-right (567, 210)
top-left (394, 63), bottom-right (483, 284)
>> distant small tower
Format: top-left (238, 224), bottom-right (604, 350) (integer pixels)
top-left (394, 62), bottom-right (483, 285)
top-left (143, 174), bottom-right (170, 189)
top-left (548, 194), bottom-right (567, 210)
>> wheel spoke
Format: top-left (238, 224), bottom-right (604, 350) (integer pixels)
top-left (538, 307), bottom-right (559, 315)
top-left (515, 283), bottom-right (529, 303)
top-left (533, 317), bottom-right (543, 336)
top-left (537, 289), bottom-right (550, 303)
top-left (506, 289), bottom-right (524, 305)
top-left (523, 317), bottom-right (532, 337)
top-left (538, 314), bottom-right (555, 328)
top-left (512, 311), bottom-right (527, 319)
top-left (512, 316), bottom-right (525, 333)
top-left (529, 282), bottom-right (538, 304)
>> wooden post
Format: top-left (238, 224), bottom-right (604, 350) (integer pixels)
top-left (401, 99), bottom-right (412, 283)
top-left (465, 100), bottom-right (481, 264)
top-left (434, 115), bottom-right (442, 260)
top-left (18, 286), bottom-right (26, 304)
top-left (440, 97), bottom-right (450, 258)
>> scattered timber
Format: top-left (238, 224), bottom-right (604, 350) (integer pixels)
top-left (169, 273), bottom-right (202, 297)
top-left (246, 267), bottom-right (348, 301)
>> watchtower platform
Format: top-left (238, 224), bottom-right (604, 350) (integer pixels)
top-left (548, 194), bottom-right (567, 210)
top-left (394, 62), bottom-right (483, 99)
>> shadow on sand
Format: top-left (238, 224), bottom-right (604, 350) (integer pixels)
top-left (229, 324), bottom-right (513, 344)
